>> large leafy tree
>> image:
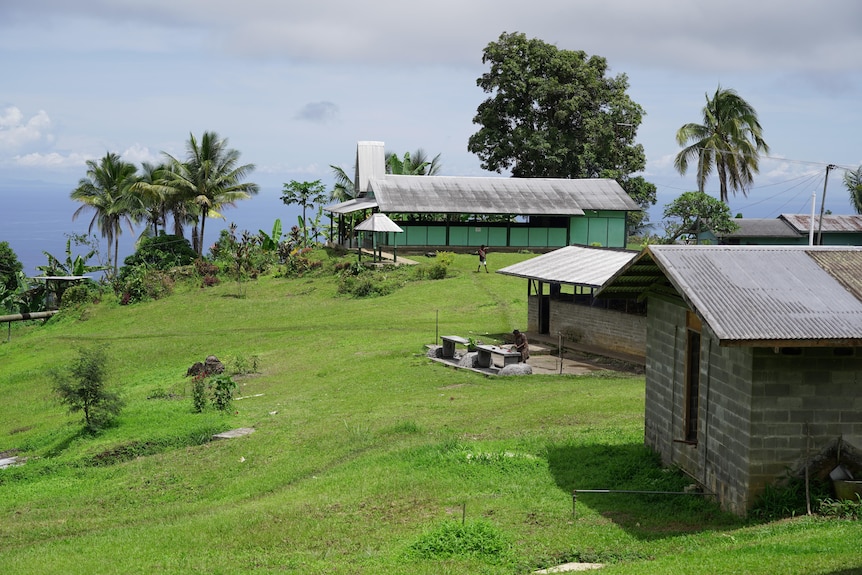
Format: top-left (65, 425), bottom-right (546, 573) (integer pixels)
top-left (468, 32), bottom-right (647, 182)
top-left (71, 152), bottom-right (139, 277)
top-left (661, 191), bottom-right (739, 244)
top-left (844, 165), bottom-right (862, 214)
top-left (163, 132), bottom-right (259, 256)
top-left (675, 86), bottom-right (770, 204)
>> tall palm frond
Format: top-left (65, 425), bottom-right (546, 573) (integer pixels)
top-left (674, 86), bottom-right (769, 203)
top-left (162, 132), bottom-right (259, 256)
top-left (70, 152), bottom-right (138, 276)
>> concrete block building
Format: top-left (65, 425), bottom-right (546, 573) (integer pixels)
top-left (599, 245), bottom-right (862, 515)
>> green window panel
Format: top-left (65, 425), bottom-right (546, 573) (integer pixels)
top-left (488, 227), bottom-right (508, 246)
top-left (467, 226), bottom-right (490, 246)
top-left (448, 226), bottom-right (468, 246)
top-left (510, 227), bottom-right (529, 247)
top-left (587, 218), bottom-right (609, 246)
top-left (607, 218), bottom-right (626, 247)
top-left (548, 227), bottom-right (567, 246)
top-left (570, 217), bottom-right (589, 245)
top-left (528, 227), bottom-right (550, 247)
top-left (405, 226), bottom-right (428, 246)
top-left (427, 226), bottom-right (447, 245)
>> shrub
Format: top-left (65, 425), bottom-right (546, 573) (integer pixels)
top-left (52, 346), bottom-right (124, 431)
top-left (121, 233), bottom-right (196, 271)
top-left (60, 282), bottom-right (97, 309)
top-left (114, 266), bottom-right (174, 304)
top-left (191, 374), bottom-right (238, 413)
top-left (406, 519), bottom-right (512, 563)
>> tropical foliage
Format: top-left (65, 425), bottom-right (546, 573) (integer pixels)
top-left (674, 86), bottom-right (770, 203)
top-left (280, 180), bottom-right (328, 247)
top-left (386, 149), bottom-right (442, 175)
top-left (661, 191), bottom-right (739, 244)
top-left (844, 165), bottom-right (862, 215)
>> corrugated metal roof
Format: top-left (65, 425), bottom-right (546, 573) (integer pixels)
top-left (599, 245), bottom-right (862, 346)
top-left (323, 198), bottom-right (378, 214)
top-left (718, 218), bottom-right (801, 238)
top-left (369, 175), bottom-right (639, 215)
top-left (496, 245), bottom-right (638, 287)
top-left (781, 214), bottom-right (862, 233)
top-left (355, 213), bottom-right (403, 233)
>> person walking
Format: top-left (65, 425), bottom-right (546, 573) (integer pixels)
top-left (477, 245), bottom-right (488, 273)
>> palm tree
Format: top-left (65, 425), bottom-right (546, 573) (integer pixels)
top-left (130, 161), bottom-right (172, 236)
top-left (386, 150), bottom-right (443, 175)
top-left (162, 132), bottom-right (259, 256)
top-left (71, 152), bottom-right (138, 277)
top-left (674, 86), bottom-right (769, 203)
top-left (844, 165), bottom-right (862, 214)
top-left (329, 164), bottom-right (355, 202)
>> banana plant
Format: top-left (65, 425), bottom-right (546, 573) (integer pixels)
top-left (258, 219), bottom-right (282, 252)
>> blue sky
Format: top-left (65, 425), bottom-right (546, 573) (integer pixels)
top-left (2, 0), bottom-right (861, 230)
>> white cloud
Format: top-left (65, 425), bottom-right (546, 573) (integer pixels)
top-left (120, 144), bottom-right (162, 166)
top-left (14, 151), bottom-right (91, 168)
top-left (0, 107), bottom-right (53, 151)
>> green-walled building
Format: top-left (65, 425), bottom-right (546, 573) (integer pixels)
top-left (325, 141), bottom-right (641, 252)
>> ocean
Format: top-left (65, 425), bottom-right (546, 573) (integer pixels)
top-left (1, 182), bottom-right (303, 278)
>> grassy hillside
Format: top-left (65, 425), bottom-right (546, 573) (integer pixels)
top-left (1, 251), bottom-right (860, 574)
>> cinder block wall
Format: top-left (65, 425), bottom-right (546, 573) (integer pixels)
top-left (527, 296), bottom-right (646, 360)
top-left (646, 297), bottom-right (862, 515)
top-left (748, 347), bottom-right (862, 502)
top-left (645, 298), bottom-right (755, 516)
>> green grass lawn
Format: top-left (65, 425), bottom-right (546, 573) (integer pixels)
top-left (1, 251), bottom-right (860, 574)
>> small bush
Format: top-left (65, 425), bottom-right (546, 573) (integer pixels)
top-left (60, 282), bottom-right (97, 309)
top-left (819, 495), bottom-right (862, 520)
top-left (114, 266), bottom-right (174, 304)
top-left (191, 374), bottom-right (238, 413)
top-left (406, 519), bottom-right (512, 564)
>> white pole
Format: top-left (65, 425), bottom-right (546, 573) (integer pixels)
top-left (809, 191), bottom-right (816, 246)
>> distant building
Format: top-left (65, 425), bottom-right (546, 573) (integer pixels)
top-left (699, 214), bottom-right (862, 246)
top-left (599, 245), bottom-right (862, 515)
top-left (324, 141), bottom-right (641, 252)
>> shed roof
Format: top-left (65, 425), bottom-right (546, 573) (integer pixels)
top-left (496, 245), bottom-right (638, 288)
top-left (780, 213), bottom-right (862, 233)
top-left (716, 218), bottom-right (801, 238)
top-left (598, 245), bottom-right (862, 346)
top-left (369, 175), bottom-right (639, 215)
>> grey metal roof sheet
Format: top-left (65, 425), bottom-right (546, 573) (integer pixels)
top-left (323, 198), bottom-right (378, 214)
top-left (718, 218), bottom-right (801, 238)
top-left (369, 175), bottom-right (639, 215)
top-left (781, 214), bottom-right (862, 233)
top-left (606, 245), bottom-right (862, 345)
top-left (496, 245), bottom-right (638, 287)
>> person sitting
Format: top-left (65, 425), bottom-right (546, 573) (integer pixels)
top-left (512, 329), bottom-right (529, 363)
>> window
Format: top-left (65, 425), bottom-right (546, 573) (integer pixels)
top-left (684, 312), bottom-right (701, 444)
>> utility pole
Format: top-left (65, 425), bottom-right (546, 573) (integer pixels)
top-left (816, 164), bottom-right (837, 245)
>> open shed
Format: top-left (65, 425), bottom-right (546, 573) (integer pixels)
top-left (496, 245), bottom-right (644, 362)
